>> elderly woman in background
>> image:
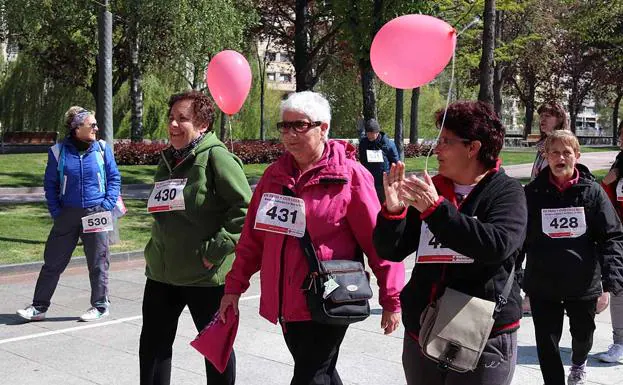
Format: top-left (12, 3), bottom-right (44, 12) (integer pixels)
top-left (219, 91), bottom-right (404, 385)
top-left (374, 101), bottom-right (527, 385)
top-left (140, 91), bottom-right (251, 385)
top-left (17, 106), bottom-right (121, 322)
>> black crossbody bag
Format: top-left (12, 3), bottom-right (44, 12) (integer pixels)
top-left (283, 187), bottom-right (373, 325)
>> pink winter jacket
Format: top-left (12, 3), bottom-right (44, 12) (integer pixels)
top-left (224, 140), bottom-right (404, 324)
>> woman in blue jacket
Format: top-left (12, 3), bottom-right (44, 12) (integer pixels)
top-left (17, 106), bottom-right (121, 322)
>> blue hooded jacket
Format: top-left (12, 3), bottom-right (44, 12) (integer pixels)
top-left (358, 132), bottom-right (399, 186)
top-left (43, 138), bottom-right (121, 218)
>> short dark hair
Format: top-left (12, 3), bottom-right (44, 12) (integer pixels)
top-left (435, 101), bottom-right (504, 168)
top-left (168, 91), bottom-right (215, 131)
top-left (537, 101), bottom-right (569, 133)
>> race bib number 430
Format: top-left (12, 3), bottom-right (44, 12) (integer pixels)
top-left (148, 179), bottom-right (187, 213)
top-left (254, 193), bottom-right (306, 238)
top-left (541, 207), bottom-right (586, 238)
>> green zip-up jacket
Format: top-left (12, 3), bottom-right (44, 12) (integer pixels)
top-left (144, 132), bottom-right (252, 287)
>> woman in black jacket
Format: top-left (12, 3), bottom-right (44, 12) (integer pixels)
top-left (373, 101), bottom-right (527, 385)
top-left (523, 130), bottom-right (623, 385)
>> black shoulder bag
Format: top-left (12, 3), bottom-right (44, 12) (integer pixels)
top-left (283, 187), bottom-right (373, 325)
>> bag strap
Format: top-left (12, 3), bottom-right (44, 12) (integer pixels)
top-left (282, 186), bottom-right (323, 274)
top-left (494, 263), bottom-right (515, 317)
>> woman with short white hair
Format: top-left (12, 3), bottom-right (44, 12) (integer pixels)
top-left (219, 91), bottom-right (405, 384)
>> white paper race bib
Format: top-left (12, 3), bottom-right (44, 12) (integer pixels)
top-left (416, 222), bottom-right (474, 263)
top-left (541, 207), bottom-right (587, 238)
top-left (254, 193), bottom-right (306, 238)
top-left (81, 211), bottom-right (113, 233)
top-left (617, 179), bottom-right (623, 201)
top-left (147, 178), bottom-right (187, 213)
top-left (366, 150), bottom-right (384, 163)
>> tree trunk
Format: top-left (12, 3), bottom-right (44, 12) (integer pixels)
top-left (409, 88), bottom-right (420, 144)
top-left (523, 82), bottom-right (536, 139)
top-left (259, 75), bottom-right (266, 141)
top-left (220, 111), bottom-right (227, 141)
top-left (478, 0), bottom-right (495, 105)
top-left (395, 89), bottom-right (404, 160)
top-left (612, 92), bottom-right (622, 145)
top-left (129, 19), bottom-right (143, 142)
top-left (294, 0), bottom-right (312, 91)
top-left (359, 58), bottom-right (376, 121)
top-left (256, 43), bottom-right (267, 141)
top-left (493, 10), bottom-right (503, 116)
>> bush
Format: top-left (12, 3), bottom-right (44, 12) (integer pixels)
top-left (113, 140), bottom-right (433, 166)
top-left (114, 142), bottom-right (168, 165)
top-left (404, 142), bottom-right (434, 158)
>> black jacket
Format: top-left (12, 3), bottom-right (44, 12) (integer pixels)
top-left (373, 166), bottom-right (527, 336)
top-left (522, 164), bottom-right (623, 300)
top-left (358, 132), bottom-right (399, 186)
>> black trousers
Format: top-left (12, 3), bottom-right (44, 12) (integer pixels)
top-left (283, 321), bottom-right (349, 385)
top-left (530, 296), bottom-right (597, 385)
top-left (139, 279), bottom-right (235, 385)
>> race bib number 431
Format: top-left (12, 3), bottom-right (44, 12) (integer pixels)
top-left (254, 193), bottom-right (306, 238)
top-left (541, 207), bottom-right (587, 238)
top-left (147, 178), bottom-right (187, 213)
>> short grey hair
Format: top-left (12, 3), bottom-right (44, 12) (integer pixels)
top-left (280, 91), bottom-right (331, 140)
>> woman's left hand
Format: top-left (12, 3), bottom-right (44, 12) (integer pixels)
top-left (381, 310), bottom-right (401, 335)
top-left (400, 171), bottom-right (439, 213)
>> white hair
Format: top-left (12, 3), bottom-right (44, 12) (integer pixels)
top-left (280, 91), bottom-right (331, 140)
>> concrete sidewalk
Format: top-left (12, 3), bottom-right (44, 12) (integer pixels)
top-left (1, 257), bottom-right (621, 385)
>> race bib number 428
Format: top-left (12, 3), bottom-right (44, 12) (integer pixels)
top-left (254, 193), bottom-right (306, 238)
top-left (541, 207), bottom-right (587, 238)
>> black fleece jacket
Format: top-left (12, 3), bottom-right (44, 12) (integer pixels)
top-left (373, 166), bottom-right (527, 336)
top-left (521, 164), bottom-right (623, 301)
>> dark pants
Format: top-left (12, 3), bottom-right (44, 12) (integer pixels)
top-left (33, 207), bottom-right (110, 311)
top-left (402, 331), bottom-right (517, 385)
top-left (139, 279), bottom-right (235, 385)
top-left (530, 296), bottom-right (597, 385)
top-left (283, 321), bottom-right (349, 385)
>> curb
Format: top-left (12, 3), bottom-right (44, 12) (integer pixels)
top-left (0, 250), bottom-right (144, 276)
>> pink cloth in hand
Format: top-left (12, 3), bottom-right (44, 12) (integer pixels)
top-left (190, 307), bottom-right (239, 373)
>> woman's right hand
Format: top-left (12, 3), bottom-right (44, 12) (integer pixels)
top-left (218, 293), bottom-right (240, 323)
top-left (383, 161), bottom-right (406, 214)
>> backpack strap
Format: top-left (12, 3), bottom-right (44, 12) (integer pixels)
top-left (96, 140), bottom-right (107, 192)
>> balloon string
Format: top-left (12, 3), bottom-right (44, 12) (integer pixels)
top-left (228, 117), bottom-right (234, 153)
top-left (425, 46), bottom-right (456, 173)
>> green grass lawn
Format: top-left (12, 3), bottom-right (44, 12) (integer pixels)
top-left (0, 149), bottom-right (548, 187)
top-left (0, 199), bottom-right (152, 265)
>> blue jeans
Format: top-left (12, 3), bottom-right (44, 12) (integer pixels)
top-left (402, 331), bottom-right (517, 385)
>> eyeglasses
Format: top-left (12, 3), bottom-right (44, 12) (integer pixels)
top-left (435, 137), bottom-right (471, 147)
top-left (86, 122), bottom-right (98, 129)
top-left (276, 120), bottom-right (322, 134)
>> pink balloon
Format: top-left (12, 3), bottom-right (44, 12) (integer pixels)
top-left (206, 50), bottom-right (252, 115)
top-left (371, 15), bottom-right (457, 89)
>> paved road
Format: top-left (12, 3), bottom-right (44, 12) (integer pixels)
top-left (0, 257), bottom-right (621, 385)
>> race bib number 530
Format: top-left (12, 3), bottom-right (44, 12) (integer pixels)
top-left (82, 211), bottom-right (113, 233)
top-left (254, 193), bottom-right (306, 238)
top-left (541, 207), bottom-right (586, 238)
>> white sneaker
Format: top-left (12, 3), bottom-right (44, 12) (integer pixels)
top-left (16, 306), bottom-right (46, 321)
top-left (567, 367), bottom-right (586, 385)
top-left (596, 344), bottom-right (623, 363)
top-left (79, 307), bottom-right (109, 322)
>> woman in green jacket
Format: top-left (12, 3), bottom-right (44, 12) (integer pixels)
top-left (140, 91), bottom-right (251, 385)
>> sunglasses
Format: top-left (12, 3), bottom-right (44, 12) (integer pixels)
top-left (276, 120), bottom-right (322, 134)
top-left (89, 122), bottom-right (98, 129)
top-left (435, 137), bottom-right (471, 147)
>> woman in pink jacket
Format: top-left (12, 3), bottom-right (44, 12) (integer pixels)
top-left (219, 91), bottom-right (404, 385)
